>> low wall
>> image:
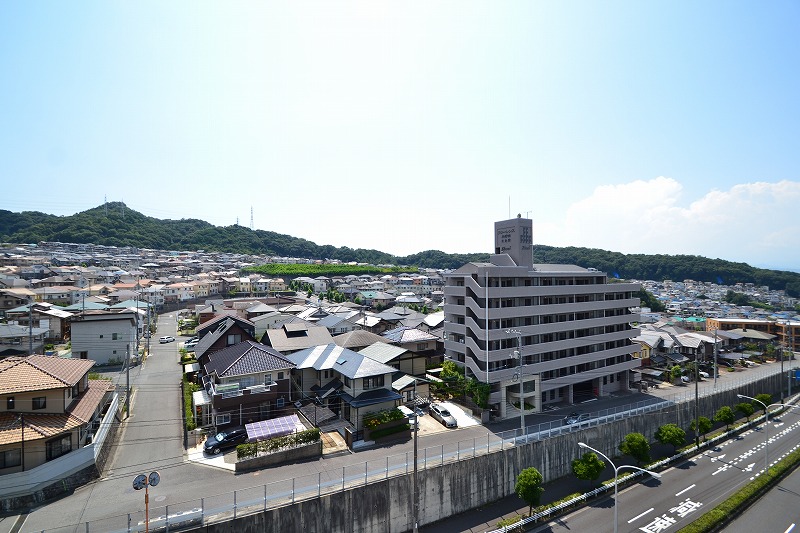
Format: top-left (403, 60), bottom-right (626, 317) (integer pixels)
top-left (235, 441), bottom-right (323, 473)
top-left (181, 372), bottom-right (785, 533)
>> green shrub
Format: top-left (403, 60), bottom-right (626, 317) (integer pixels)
top-left (369, 424), bottom-right (410, 440)
top-left (236, 443), bottom-right (258, 460)
top-left (496, 515), bottom-right (524, 532)
top-left (363, 408), bottom-right (404, 430)
top-left (182, 375), bottom-right (199, 431)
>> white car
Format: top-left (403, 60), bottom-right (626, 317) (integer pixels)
top-left (159, 336), bottom-right (176, 344)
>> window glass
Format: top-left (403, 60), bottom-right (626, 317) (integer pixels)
top-left (32, 397), bottom-right (46, 410)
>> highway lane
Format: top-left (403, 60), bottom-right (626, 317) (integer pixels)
top-left (530, 408), bottom-right (800, 533)
top-left (726, 455), bottom-right (800, 533)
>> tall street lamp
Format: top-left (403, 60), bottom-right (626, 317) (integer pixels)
top-left (736, 393), bottom-right (773, 473)
top-left (578, 442), bottom-right (661, 533)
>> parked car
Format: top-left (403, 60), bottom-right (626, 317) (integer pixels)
top-left (562, 412), bottom-right (591, 426)
top-left (698, 371), bottom-right (710, 379)
top-left (397, 405), bottom-right (417, 428)
top-left (429, 403), bottom-right (457, 428)
top-left (203, 427), bottom-right (248, 455)
top-left (184, 339), bottom-right (199, 351)
top-left (159, 336), bottom-right (176, 344)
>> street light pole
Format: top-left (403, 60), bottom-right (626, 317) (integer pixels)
top-left (578, 442), bottom-right (661, 533)
top-left (737, 393), bottom-right (770, 473)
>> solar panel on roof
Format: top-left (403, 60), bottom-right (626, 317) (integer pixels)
top-left (245, 414), bottom-right (304, 442)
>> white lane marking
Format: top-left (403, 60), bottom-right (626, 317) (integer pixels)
top-left (784, 524), bottom-right (795, 533)
top-left (628, 508), bottom-right (655, 523)
top-left (675, 484), bottom-right (696, 497)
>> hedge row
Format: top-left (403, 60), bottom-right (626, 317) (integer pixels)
top-left (369, 423), bottom-right (410, 440)
top-left (236, 428), bottom-right (321, 460)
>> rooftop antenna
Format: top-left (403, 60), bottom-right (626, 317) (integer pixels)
top-left (236, 216), bottom-right (239, 226)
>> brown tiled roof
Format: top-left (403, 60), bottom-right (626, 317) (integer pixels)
top-left (0, 355), bottom-right (96, 395)
top-left (0, 381), bottom-right (113, 446)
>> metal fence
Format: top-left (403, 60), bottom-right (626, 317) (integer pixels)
top-left (37, 365), bottom-right (795, 532)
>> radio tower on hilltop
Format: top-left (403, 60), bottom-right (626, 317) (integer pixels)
top-left (250, 206), bottom-right (254, 230)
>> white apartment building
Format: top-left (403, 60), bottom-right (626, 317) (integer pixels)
top-left (443, 217), bottom-right (641, 418)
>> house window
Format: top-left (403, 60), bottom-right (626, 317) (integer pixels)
top-left (112, 333), bottom-right (118, 340)
top-left (32, 397), bottom-right (46, 410)
top-left (417, 343), bottom-right (427, 351)
top-left (72, 384), bottom-right (79, 397)
top-left (264, 374), bottom-right (272, 385)
top-left (99, 335), bottom-right (104, 339)
top-left (215, 414), bottom-right (231, 425)
top-left (46, 434), bottom-right (72, 461)
top-left (344, 377), bottom-right (352, 388)
top-left (363, 376), bottom-right (385, 390)
top-left (277, 397), bottom-right (285, 408)
top-left (0, 449), bottom-right (21, 469)
top-left (277, 372), bottom-right (284, 380)
top-left (226, 334), bottom-right (241, 346)
top-left (6, 397), bottom-right (14, 410)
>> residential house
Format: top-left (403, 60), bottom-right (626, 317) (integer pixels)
top-left (0, 289), bottom-right (36, 320)
top-left (70, 311), bottom-right (138, 366)
top-left (194, 317), bottom-right (257, 367)
top-left (0, 324), bottom-right (48, 358)
top-left (195, 341), bottom-right (295, 429)
top-left (0, 355), bottom-right (114, 474)
top-left (284, 343), bottom-right (401, 431)
top-left (262, 322), bottom-right (335, 355)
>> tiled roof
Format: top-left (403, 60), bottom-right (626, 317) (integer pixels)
top-left (382, 326), bottom-right (439, 344)
top-left (0, 381), bottom-right (111, 446)
top-left (204, 341), bottom-right (294, 378)
top-left (0, 355), bottom-right (95, 395)
top-left (333, 330), bottom-right (387, 349)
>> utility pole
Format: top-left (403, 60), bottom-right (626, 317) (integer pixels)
top-left (713, 329), bottom-right (718, 389)
top-left (412, 378), bottom-right (419, 533)
top-left (28, 298), bottom-right (34, 356)
top-left (694, 357), bottom-right (700, 448)
top-left (125, 344), bottom-right (130, 418)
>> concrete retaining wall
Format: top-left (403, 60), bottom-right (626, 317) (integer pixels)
top-left (183, 372), bottom-right (786, 533)
top-left (235, 441), bottom-right (323, 473)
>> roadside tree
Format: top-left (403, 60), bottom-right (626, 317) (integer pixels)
top-left (714, 406), bottom-right (736, 431)
top-left (735, 402), bottom-right (755, 421)
top-left (690, 416), bottom-right (712, 442)
top-left (619, 432), bottom-right (650, 465)
top-left (654, 423), bottom-right (686, 453)
top-left (572, 452), bottom-right (605, 487)
top-left (515, 467), bottom-right (545, 516)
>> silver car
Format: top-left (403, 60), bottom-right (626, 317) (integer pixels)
top-left (429, 403), bottom-right (457, 428)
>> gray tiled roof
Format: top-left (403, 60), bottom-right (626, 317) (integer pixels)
top-left (358, 342), bottom-right (407, 364)
top-left (382, 326), bottom-right (439, 344)
top-left (204, 341), bottom-right (294, 378)
top-left (285, 343), bottom-right (396, 379)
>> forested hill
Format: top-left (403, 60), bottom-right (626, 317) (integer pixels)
top-left (1, 203), bottom-right (799, 296)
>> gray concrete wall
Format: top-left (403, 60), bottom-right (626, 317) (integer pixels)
top-left (184, 372), bottom-right (785, 533)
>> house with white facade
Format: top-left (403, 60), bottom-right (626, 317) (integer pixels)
top-left (70, 311), bottom-right (138, 366)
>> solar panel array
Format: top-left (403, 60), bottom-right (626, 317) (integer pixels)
top-left (245, 414), bottom-right (303, 442)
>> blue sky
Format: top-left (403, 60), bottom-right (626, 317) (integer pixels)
top-left (1, 2), bottom-right (799, 271)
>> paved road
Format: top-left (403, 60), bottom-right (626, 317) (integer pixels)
top-left (725, 453), bottom-right (800, 533)
top-left (526, 407), bottom-right (800, 533)
top-left (14, 339), bottom-right (797, 532)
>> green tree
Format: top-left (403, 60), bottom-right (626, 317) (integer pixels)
top-left (690, 416), bottom-right (712, 442)
top-left (515, 467), bottom-right (545, 516)
top-left (670, 365), bottom-right (682, 382)
top-left (572, 452), bottom-right (605, 487)
top-left (714, 406), bottom-right (736, 431)
top-left (619, 433), bottom-right (651, 465)
top-left (735, 402), bottom-right (755, 421)
top-left (754, 393), bottom-right (773, 413)
top-left (654, 423), bottom-right (686, 453)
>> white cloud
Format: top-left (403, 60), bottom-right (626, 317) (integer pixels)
top-left (534, 178), bottom-right (800, 269)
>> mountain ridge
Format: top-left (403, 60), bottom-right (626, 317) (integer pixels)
top-left (1, 203), bottom-right (799, 297)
